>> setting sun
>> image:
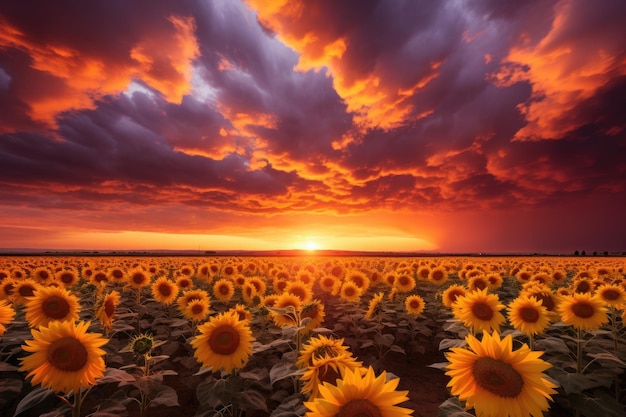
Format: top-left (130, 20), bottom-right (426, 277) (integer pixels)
top-left (304, 241), bottom-right (319, 251)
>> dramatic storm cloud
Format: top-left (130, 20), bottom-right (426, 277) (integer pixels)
top-left (0, 0), bottom-right (624, 252)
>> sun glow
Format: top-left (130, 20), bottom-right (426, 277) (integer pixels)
top-left (303, 241), bottom-right (320, 251)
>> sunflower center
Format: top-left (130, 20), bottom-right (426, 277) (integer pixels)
top-left (132, 273), bottom-right (145, 284)
top-left (191, 303), bottom-right (204, 315)
top-left (336, 399), bottom-right (382, 417)
top-left (104, 299), bottom-right (115, 317)
top-left (432, 271), bottom-right (444, 281)
top-left (40, 271), bottom-right (50, 280)
top-left (473, 280), bottom-right (487, 290)
top-left (519, 306), bottom-right (539, 323)
top-left (19, 285), bottom-right (36, 297)
top-left (575, 281), bottom-right (590, 293)
top-left (158, 283), bottom-right (172, 296)
top-left (112, 270), bottom-right (123, 279)
top-left (43, 295), bottom-right (71, 319)
top-left (219, 285), bottom-right (230, 295)
top-left (471, 302), bottom-right (494, 321)
top-left (410, 300), bottom-right (421, 309)
top-left (209, 325), bottom-right (240, 355)
top-left (319, 364), bottom-right (341, 386)
top-left (47, 337), bottom-right (88, 372)
top-left (472, 357), bottom-right (523, 398)
top-left (572, 301), bottom-right (594, 318)
top-left (60, 273), bottom-right (73, 284)
top-left (601, 289), bottom-right (619, 301)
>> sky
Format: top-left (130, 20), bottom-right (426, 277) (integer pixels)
top-left (0, 0), bottom-right (625, 254)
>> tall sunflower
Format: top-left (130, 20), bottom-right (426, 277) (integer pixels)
top-left (0, 299), bottom-right (16, 336)
top-left (11, 279), bottom-right (41, 305)
top-left (56, 268), bottom-right (79, 288)
top-left (285, 280), bottom-right (314, 304)
top-left (595, 284), bottom-right (626, 307)
top-left (428, 267), bottom-right (449, 286)
top-left (506, 295), bottom-right (550, 336)
top-left (364, 292), bottom-right (385, 320)
top-left (96, 291), bottom-right (120, 333)
top-left (151, 277), bottom-right (179, 305)
top-left (301, 353), bottom-right (363, 400)
top-left (271, 293), bottom-right (302, 327)
top-left (297, 335), bottom-right (352, 368)
top-left (405, 294), bottom-right (425, 316)
top-left (558, 292), bottom-right (608, 331)
top-left (191, 311), bottom-right (255, 373)
top-left (20, 320), bottom-right (107, 394)
top-left (394, 273), bottom-right (416, 293)
top-left (304, 366), bottom-right (412, 417)
top-left (213, 278), bottom-right (235, 302)
top-left (127, 268), bottom-right (151, 289)
top-left (301, 300), bottom-right (326, 333)
top-left (25, 286), bottom-right (80, 328)
top-left (339, 281), bottom-right (361, 302)
top-left (441, 284), bottom-right (467, 308)
top-left (182, 298), bottom-right (210, 322)
top-left (445, 332), bottom-right (557, 417)
top-left (452, 289), bottom-right (505, 333)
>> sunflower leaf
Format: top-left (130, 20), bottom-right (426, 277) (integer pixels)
top-left (13, 386), bottom-right (54, 417)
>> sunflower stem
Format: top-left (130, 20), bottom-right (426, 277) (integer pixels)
top-left (576, 327), bottom-right (584, 374)
top-left (72, 387), bottom-right (83, 417)
top-left (529, 333), bottom-right (534, 351)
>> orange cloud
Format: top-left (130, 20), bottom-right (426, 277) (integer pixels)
top-left (244, 0), bottom-right (440, 130)
top-left (0, 14), bottom-right (199, 129)
top-left (491, 0), bottom-right (626, 140)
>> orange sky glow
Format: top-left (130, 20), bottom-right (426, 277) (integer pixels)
top-left (0, 0), bottom-right (624, 253)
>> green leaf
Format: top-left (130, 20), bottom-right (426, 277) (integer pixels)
top-left (239, 389), bottom-right (269, 412)
top-left (437, 397), bottom-right (474, 417)
top-left (270, 393), bottom-right (307, 417)
top-left (388, 344), bottom-right (406, 354)
top-left (428, 361), bottom-right (450, 370)
top-left (269, 362), bottom-right (306, 385)
top-left (97, 368), bottom-right (136, 385)
top-left (148, 385), bottom-right (179, 408)
top-left (13, 386), bottom-right (54, 417)
top-left (568, 390), bottom-right (626, 417)
top-left (439, 338), bottom-right (467, 350)
top-left (587, 352), bottom-right (626, 367)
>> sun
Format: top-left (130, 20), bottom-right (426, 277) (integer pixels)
top-left (304, 241), bottom-right (319, 251)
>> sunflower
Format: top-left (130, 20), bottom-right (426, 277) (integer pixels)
top-left (96, 291), bottom-right (120, 333)
top-left (0, 300), bottom-right (16, 336)
top-left (445, 332), bottom-right (557, 417)
top-left (32, 267), bottom-right (55, 284)
top-left (177, 289), bottom-right (210, 311)
top-left (506, 295), bottom-right (550, 336)
top-left (345, 270), bottom-right (370, 293)
top-left (364, 292), bottom-right (385, 320)
top-left (468, 275), bottom-right (489, 292)
top-left (486, 273), bottom-right (503, 290)
top-left (558, 292), bottom-right (608, 331)
top-left (25, 286), bottom-right (81, 328)
top-left (197, 263), bottom-right (213, 282)
top-left (11, 279), bottom-right (41, 305)
top-left (295, 270), bottom-right (315, 287)
top-left (394, 272), bottom-right (416, 293)
top-left (175, 275), bottom-right (194, 291)
top-left (318, 275), bottom-right (340, 295)
top-left (285, 280), bottom-right (314, 304)
top-left (90, 271), bottom-right (109, 286)
top-left (416, 266), bottom-right (431, 281)
top-left (0, 279), bottom-right (16, 301)
top-left (452, 289), bottom-right (505, 333)
top-left (304, 366), bottom-right (412, 417)
top-left (213, 278), bottom-right (235, 303)
top-left (11, 268), bottom-right (26, 280)
top-left (127, 268), bottom-right (151, 289)
top-left (301, 300), bottom-right (325, 333)
top-left (339, 281), bottom-right (362, 302)
top-left (20, 320), bottom-right (107, 394)
top-left (182, 298), bottom-right (211, 322)
top-left (595, 284), bottom-right (626, 307)
top-left (231, 304), bottom-right (252, 321)
top-left (297, 335), bottom-right (353, 368)
top-left (107, 267), bottom-right (127, 284)
top-left (248, 276), bottom-right (267, 297)
top-left (405, 294), bottom-right (425, 316)
top-left (441, 284), bottom-right (468, 308)
top-left (383, 271), bottom-right (397, 287)
top-left (271, 293), bottom-right (302, 327)
top-left (521, 285), bottom-right (561, 315)
top-left (571, 277), bottom-right (593, 294)
top-left (151, 277), bottom-right (179, 305)
top-left (241, 282), bottom-right (258, 305)
top-left (55, 268), bottom-right (79, 288)
top-left (191, 311), bottom-right (255, 373)
top-left (301, 353), bottom-right (363, 400)
top-left (428, 267), bottom-right (448, 286)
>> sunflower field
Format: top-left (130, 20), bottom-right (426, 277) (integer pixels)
top-left (0, 255), bottom-right (625, 417)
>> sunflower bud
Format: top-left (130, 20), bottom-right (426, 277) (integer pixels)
top-left (129, 334), bottom-right (153, 355)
